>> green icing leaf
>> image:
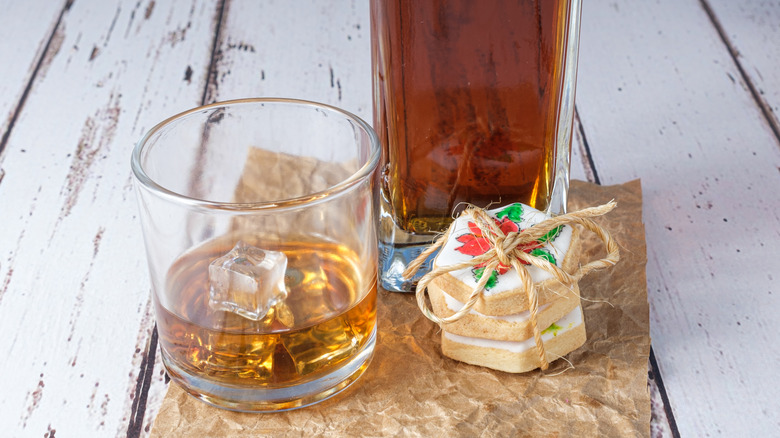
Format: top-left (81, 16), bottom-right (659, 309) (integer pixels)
top-left (495, 203), bottom-right (524, 222)
top-left (487, 271), bottom-right (498, 289)
top-left (538, 225), bottom-right (562, 243)
top-left (529, 247), bottom-right (557, 265)
top-left (473, 267), bottom-right (499, 290)
top-left (542, 322), bottom-right (562, 335)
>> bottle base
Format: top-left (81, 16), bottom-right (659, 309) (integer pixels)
top-left (378, 240), bottom-right (439, 292)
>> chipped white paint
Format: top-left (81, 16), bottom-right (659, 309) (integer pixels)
top-left (707, 0), bottom-right (780, 133)
top-left (204, 0), bottom-right (373, 119)
top-left (577, 0), bottom-right (780, 435)
top-left (0, 0), bottom-right (64, 148)
top-left (0, 0), bottom-right (220, 436)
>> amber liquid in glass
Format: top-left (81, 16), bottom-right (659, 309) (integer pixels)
top-left (156, 239), bottom-right (377, 388)
top-left (372, 0), bottom-right (572, 234)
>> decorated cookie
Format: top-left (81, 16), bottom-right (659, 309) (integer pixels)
top-left (427, 280), bottom-right (581, 342)
top-left (431, 202), bottom-right (582, 316)
top-left (403, 200), bottom-right (619, 373)
top-left (441, 307), bottom-right (587, 374)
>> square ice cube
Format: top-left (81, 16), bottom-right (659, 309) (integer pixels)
top-left (208, 241), bottom-right (288, 321)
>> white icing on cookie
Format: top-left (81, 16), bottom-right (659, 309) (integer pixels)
top-left (433, 203), bottom-right (573, 296)
top-left (442, 289), bottom-right (550, 322)
top-left (443, 306), bottom-right (583, 353)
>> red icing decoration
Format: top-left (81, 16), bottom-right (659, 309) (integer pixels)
top-left (454, 217), bottom-right (546, 275)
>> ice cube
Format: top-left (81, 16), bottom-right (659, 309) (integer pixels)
top-left (208, 241), bottom-right (288, 321)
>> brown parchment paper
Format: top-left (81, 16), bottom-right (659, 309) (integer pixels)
top-left (151, 179), bottom-right (651, 437)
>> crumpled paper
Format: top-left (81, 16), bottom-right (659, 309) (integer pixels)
top-left (151, 179), bottom-right (651, 437)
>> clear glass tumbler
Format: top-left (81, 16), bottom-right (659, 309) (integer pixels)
top-left (131, 99), bottom-right (380, 412)
top-left (371, 0), bottom-right (582, 291)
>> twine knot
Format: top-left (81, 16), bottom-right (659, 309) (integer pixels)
top-left (493, 235), bottom-right (512, 267)
top-left (402, 201), bottom-right (620, 371)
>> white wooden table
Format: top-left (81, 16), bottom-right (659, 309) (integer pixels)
top-left (1, 1), bottom-right (778, 436)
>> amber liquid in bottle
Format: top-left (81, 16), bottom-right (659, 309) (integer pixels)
top-left (372, 0), bottom-right (572, 234)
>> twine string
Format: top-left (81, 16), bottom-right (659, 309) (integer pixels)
top-left (402, 201), bottom-right (620, 371)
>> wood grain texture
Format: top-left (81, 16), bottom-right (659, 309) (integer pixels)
top-left (204, 0), bottom-right (371, 117)
top-left (576, 0), bottom-right (780, 435)
top-left (0, 0), bottom-right (220, 435)
top-left (2, 0), bottom-right (777, 436)
top-left (0, 0), bottom-right (66, 155)
top-left (705, 0), bottom-right (780, 138)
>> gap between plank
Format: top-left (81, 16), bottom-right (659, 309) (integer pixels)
top-left (575, 106), bottom-right (680, 436)
top-left (201, 0), bottom-right (228, 106)
top-left (126, 326), bottom-right (159, 438)
top-left (0, 0), bottom-right (73, 159)
top-left (650, 347), bottom-right (681, 438)
top-left (126, 1), bottom-right (228, 434)
top-left (699, 0), bottom-right (780, 146)
top-left (574, 107), bottom-right (601, 185)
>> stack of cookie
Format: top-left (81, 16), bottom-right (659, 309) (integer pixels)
top-left (427, 203), bottom-right (586, 373)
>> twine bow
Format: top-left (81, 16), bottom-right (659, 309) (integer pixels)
top-left (402, 201), bottom-right (620, 370)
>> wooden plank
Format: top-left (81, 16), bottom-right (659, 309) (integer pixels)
top-left (576, 0), bottom-right (780, 435)
top-left (649, 349), bottom-right (678, 438)
top-left (0, 0), bottom-right (220, 436)
top-left (203, 0), bottom-right (372, 119)
top-left (0, 0), bottom-right (66, 153)
top-left (704, 0), bottom-right (780, 139)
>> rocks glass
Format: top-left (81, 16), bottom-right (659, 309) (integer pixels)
top-left (132, 99), bottom-right (380, 411)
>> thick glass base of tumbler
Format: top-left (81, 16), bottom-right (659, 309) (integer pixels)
top-left (161, 325), bottom-right (376, 413)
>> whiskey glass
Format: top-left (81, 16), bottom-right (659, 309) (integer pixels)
top-left (131, 98), bottom-right (380, 412)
